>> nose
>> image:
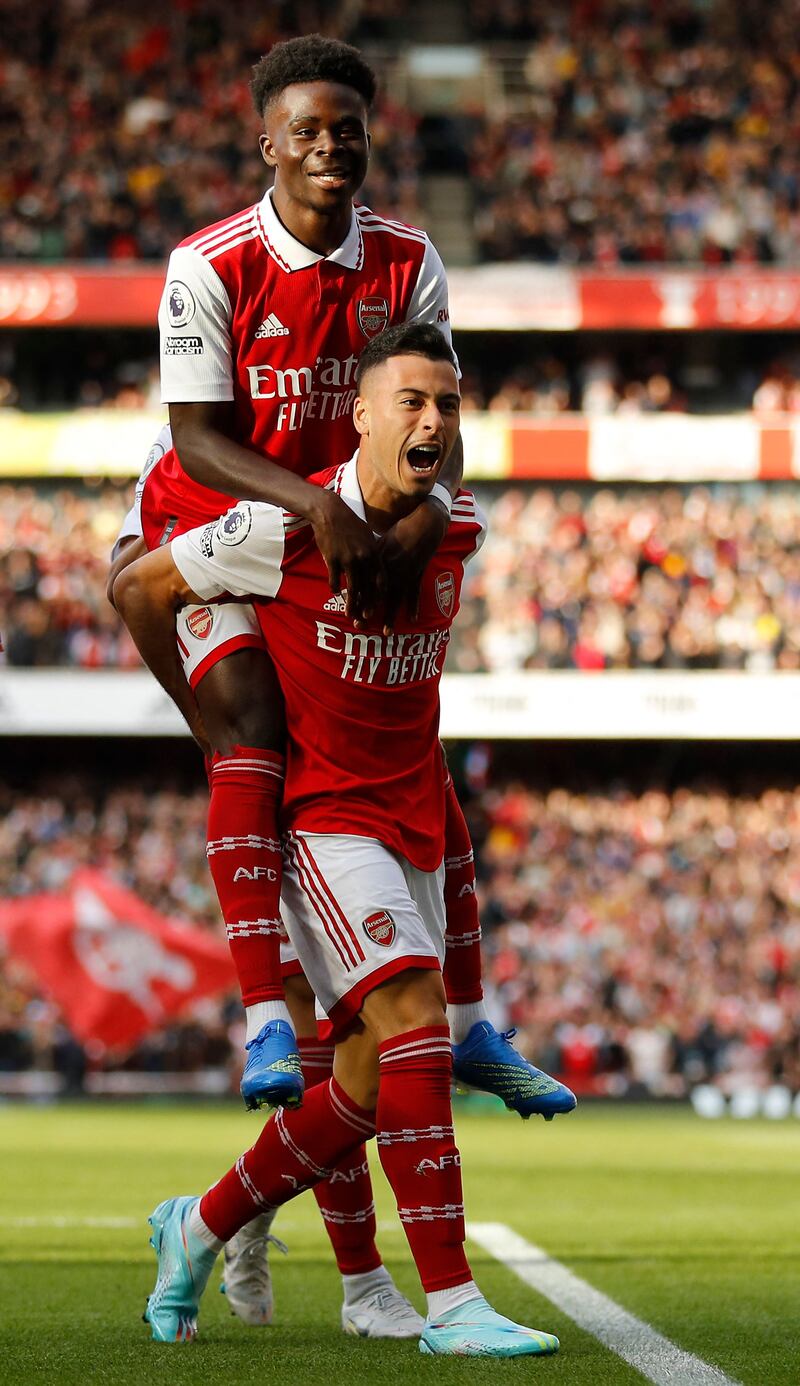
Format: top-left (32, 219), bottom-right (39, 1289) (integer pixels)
top-left (421, 402), bottom-right (445, 434)
top-left (315, 127), bottom-right (341, 156)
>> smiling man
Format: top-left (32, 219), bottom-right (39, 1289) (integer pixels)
top-left (115, 325), bottom-right (559, 1358)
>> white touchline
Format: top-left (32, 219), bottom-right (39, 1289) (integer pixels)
top-left (467, 1222), bottom-right (741, 1386)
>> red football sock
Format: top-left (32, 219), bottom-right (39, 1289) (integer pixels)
top-left (200, 1075), bottom-right (375, 1243)
top-left (442, 771), bottom-right (484, 1005)
top-left (377, 1026), bottom-right (471, 1292)
top-left (206, 745), bottom-right (285, 1005)
top-left (299, 1038), bottom-right (381, 1275)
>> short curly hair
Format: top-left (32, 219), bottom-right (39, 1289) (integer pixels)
top-left (251, 34), bottom-right (377, 118)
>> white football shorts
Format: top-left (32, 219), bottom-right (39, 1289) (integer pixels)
top-left (281, 832), bottom-right (445, 1037)
top-left (176, 601), bottom-right (266, 688)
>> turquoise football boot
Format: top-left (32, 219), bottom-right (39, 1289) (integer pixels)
top-left (240, 1020), bottom-right (304, 1111)
top-left (144, 1196), bottom-right (217, 1342)
top-left (452, 1021), bottom-right (577, 1120)
top-left (420, 1295), bottom-right (559, 1356)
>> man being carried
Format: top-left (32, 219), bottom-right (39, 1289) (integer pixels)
top-left (115, 324), bottom-right (562, 1358)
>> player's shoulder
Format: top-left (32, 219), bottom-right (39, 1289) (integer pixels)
top-left (305, 461), bottom-right (348, 493)
top-left (447, 489), bottom-right (487, 546)
top-left (355, 202), bottom-right (431, 253)
top-left (175, 202), bottom-right (262, 263)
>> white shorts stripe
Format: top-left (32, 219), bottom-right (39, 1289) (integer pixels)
top-left (285, 838), bottom-right (354, 970)
top-left (291, 835), bottom-right (365, 968)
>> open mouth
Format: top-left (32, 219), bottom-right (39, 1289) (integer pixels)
top-left (406, 443), bottom-right (441, 474)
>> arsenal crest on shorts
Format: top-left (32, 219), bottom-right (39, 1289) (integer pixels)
top-left (435, 571), bottom-right (455, 618)
top-left (362, 910), bottom-right (396, 947)
top-left (187, 607), bottom-right (214, 640)
top-left (357, 297), bottom-right (389, 338)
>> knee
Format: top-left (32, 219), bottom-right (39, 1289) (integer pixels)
top-left (361, 968), bottom-right (448, 1043)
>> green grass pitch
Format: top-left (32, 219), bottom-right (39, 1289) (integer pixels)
top-left (1, 1101), bottom-right (797, 1384)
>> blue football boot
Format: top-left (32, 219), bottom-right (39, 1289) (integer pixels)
top-left (420, 1295), bottom-right (559, 1357)
top-left (452, 1021), bottom-right (577, 1120)
top-left (240, 1020), bottom-right (304, 1112)
top-left (144, 1196), bottom-right (217, 1343)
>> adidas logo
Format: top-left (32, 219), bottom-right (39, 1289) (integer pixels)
top-left (255, 313), bottom-right (290, 338)
top-left (323, 591), bottom-right (348, 613)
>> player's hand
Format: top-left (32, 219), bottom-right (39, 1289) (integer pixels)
top-left (379, 498), bottom-right (449, 634)
top-left (309, 489), bottom-right (381, 624)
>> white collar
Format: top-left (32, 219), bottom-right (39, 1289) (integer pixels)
top-left (338, 452), bottom-right (367, 523)
top-left (256, 188), bottom-right (364, 272)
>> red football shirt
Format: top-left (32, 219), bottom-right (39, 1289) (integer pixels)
top-left (142, 191), bottom-right (454, 547)
top-left (171, 458), bottom-right (485, 871)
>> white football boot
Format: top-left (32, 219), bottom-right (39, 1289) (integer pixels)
top-left (220, 1212), bottom-right (287, 1326)
top-left (341, 1268), bottom-right (425, 1339)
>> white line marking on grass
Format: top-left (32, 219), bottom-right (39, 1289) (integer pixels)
top-left (468, 1222), bottom-right (741, 1386)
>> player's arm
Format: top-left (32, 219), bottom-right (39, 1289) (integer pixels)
top-left (159, 250), bottom-right (378, 620)
top-left (113, 548), bottom-right (211, 756)
top-left (169, 399), bottom-right (379, 615)
top-left (379, 237), bottom-right (464, 629)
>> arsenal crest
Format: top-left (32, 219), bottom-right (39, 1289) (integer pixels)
top-left (435, 571), bottom-right (455, 618)
top-left (362, 910), bottom-right (396, 947)
top-left (187, 607), bottom-right (214, 640)
top-left (357, 297), bottom-right (389, 338)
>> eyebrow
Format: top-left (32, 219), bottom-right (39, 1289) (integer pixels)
top-left (393, 389), bottom-right (461, 403)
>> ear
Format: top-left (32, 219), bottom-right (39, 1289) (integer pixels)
top-left (353, 394), bottom-right (370, 437)
top-left (259, 132), bottom-right (277, 168)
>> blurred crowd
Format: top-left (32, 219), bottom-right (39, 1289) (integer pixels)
top-left (0, 0), bottom-right (423, 264)
top-left (6, 477), bottom-right (798, 673)
top-left (452, 483), bottom-right (800, 672)
top-left (468, 1), bottom-right (800, 265)
top-left (2, 772), bottom-right (798, 1098)
top-left (0, 481), bottom-right (140, 668)
top-left (5, 1), bottom-right (800, 266)
top-left (474, 779), bottom-right (800, 1097)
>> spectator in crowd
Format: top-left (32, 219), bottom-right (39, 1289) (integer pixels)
top-left (4, 478), bottom-right (800, 672)
top-left (0, 1), bottom-right (424, 263)
top-left (467, 0), bottom-right (800, 266)
top-left (1, 773), bottom-right (798, 1098)
top-left (452, 483), bottom-right (800, 673)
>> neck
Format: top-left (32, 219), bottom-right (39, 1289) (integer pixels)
top-left (356, 451), bottom-right (419, 534)
top-left (271, 187), bottom-right (353, 257)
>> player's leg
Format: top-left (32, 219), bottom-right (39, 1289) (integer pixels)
top-left (144, 1035), bottom-right (377, 1342)
top-left (441, 749), bottom-right (576, 1120)
top-left (179, 618), bottom-right (302, 1110)
top-left (282, 834), bottom-right (559, 1357)
top-left (220, 969), bottom-right (420, 1338)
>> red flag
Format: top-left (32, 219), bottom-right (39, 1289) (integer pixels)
top-left (0, 869), bottom-right (236, 1049)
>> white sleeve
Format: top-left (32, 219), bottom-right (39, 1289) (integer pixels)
top-left (171, 502), bottom-right (288, 600)
top-left (405, 237), bottom-right (459, 371)
top-left (159, 247), bottom-right (234, 403)
top-left (467, 500), bottom-right (488, 561)
top-left (110, 423), bottom-right (172, 559)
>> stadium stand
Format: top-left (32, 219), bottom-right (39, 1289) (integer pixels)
top-left (4, 1), bottom-right (800, 266)
top-left (4, 479), bottom-right (800, 673)
top-left (2, 770), bottom-right (798, 1098)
